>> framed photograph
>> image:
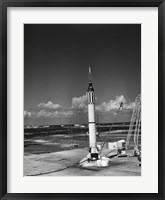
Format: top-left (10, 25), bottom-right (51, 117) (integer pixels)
top-left (0, 0), bottom-right (164, 199)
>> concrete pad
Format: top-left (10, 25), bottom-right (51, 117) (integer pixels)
top-left (24, 148), bottom-right (141, 176)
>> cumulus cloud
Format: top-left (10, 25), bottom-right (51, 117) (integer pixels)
top-left (24, 108), bottom-right (73, 119)
top-left (24, 110), bottom-right (33, 117)
top-left (60, 110), bottom-right (73, 117)
top-left (24, 95), bottom-right (135, 120)
top-left (38, 101), bottom-right (61, 110)
top-left (124, 102), bottom-right (136, 110)
top-left (96, 95), bottom-right (135, 112)
top-left (37, 109), bottom-right (56, 118)
top-left (37, 109), bottom-right (73, 118)
top-left (71, 95), bottom-right (87, 112)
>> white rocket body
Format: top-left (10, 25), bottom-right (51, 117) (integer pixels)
top-left (87, 95), bottom-right (97, 153)
top-left (86, 68), bottom-right (98, 159)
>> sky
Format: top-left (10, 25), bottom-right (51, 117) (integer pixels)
top-left (24, 24), bottom-right (141, 126)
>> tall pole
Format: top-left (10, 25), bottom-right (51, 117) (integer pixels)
top-left (86, 67), bottom-right (98, 160)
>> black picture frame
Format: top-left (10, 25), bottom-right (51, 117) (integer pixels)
top-left (0, 0), bottom-right (164, 199)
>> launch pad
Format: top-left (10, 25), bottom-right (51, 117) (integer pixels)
top-left (24, 148), bottom-right (141, 176)
top-left (79, 155), bottom-right (110, 168)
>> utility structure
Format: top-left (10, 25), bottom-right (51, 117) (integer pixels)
top-left (86, 67), bottom-right (98, 160)
top-left (126, 94), bottom-right (141, 155)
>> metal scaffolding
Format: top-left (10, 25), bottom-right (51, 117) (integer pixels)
top-left (126, 94), bottom-right (141, 153)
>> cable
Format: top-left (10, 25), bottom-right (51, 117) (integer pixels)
top-left (99, 102), bottom-right (123, 155)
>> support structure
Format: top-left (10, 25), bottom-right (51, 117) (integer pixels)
top-left (126, 94), bottom-right (141, 155)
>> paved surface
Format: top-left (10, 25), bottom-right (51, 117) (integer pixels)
top-left (24, 148), bottom-right (141, 176)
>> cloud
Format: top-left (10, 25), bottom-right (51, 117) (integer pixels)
top-left (124, 102), bottom-right (136, 110)
top-left (24, 109), bottom-right (73, 119)
top-left (60, 110), bottom-right (73, 117)
top-left (24, 110), bottom-right (33, 117)
top-left (38, 101), bottom-right (61, 110)
top-left (96, 95), bottom-right (135, 112)
top-left (24, 95), bottom-right (135, 120)
top-left (71, 95), bottom-right (87, 112)
top-left (37, 109), bottom-right (73, 118)
top-left (25, 99), bottom-right (74, 119)
top-left (37, 109), bottom-right (57, 118)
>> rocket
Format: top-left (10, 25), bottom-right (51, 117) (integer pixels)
top-left (86, 67), bottom-right (98, 160)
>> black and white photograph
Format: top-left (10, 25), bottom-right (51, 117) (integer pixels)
top-left (24, 24), bottom-right (141, 176)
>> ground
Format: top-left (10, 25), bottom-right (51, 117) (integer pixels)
top-left (24, 148), bottom-right (141, 176)
top-left (24, 129), bottom-right (131, 155)
top-left (24, 127), bottom-right (141, 176)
